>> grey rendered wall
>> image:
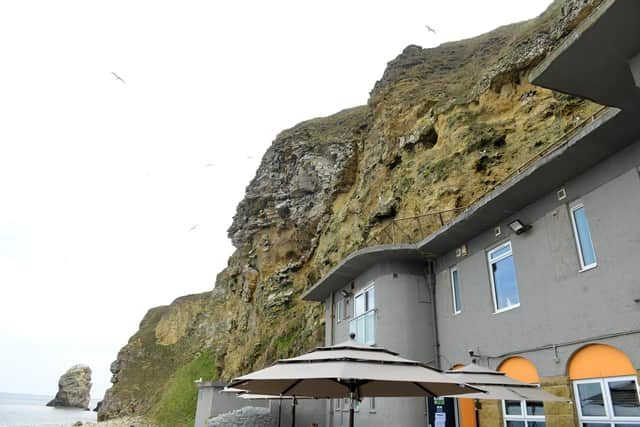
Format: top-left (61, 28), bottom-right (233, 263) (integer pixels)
top-left (271, 399), bottom-right (326, 427)
top-left (435, 138), bottom-right (640, 376)
top-left (325, 260), bottom-right (433, 427)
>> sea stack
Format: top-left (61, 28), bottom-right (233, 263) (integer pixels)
top-left (46, 364), bottom-right (92, 409)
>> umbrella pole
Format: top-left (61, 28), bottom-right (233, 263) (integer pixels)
top-left (291, 396), bottom-right (297, 427)
top-left (349, 391), bottom-right (355, 427)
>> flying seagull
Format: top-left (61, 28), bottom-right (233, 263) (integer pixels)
top-left (425, 25), bottom-right (437, 34)
top-left (111, 72), bottom-right (125, 84)
top-left (189, 224), bottom-right (198, 231)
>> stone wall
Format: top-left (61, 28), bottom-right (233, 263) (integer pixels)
top-left (207, 406), bottom-right (274, 427)
top-left (477, 399), bottom-right (502, 427)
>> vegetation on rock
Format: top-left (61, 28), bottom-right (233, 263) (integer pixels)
top-left (98, 1), bottom-right (605, 425)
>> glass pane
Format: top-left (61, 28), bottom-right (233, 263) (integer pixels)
top-left (364, 311), bottom-right (375, 344)
top-left (608, 379), bottom-right (640, 417)
top-left (490, 243), bottom-right (511, 260)
top-left (577, 382), bottom-right (607, 417)
top-left (357, 317), bottom-right (365, 343)
top-left (506, 421), bottom-right (525, 427)
top-left (366, 287), bottom-right (375, 311)
top-left (355, 294), bottom-right (365, 316)
top-left (505, 400), bottom-right (522, 415)
top-left (526, 401), bottom-right (545, 416)
top-left (452, 270), bottom-right (461, 312)
top-left (492, 255), bottom-right (520, 310)
top-left (370, 397), bottom-right (375, 410)
top-left (573, 207), bottom-right (596, 266)
top-left (582, 424), bottom-right (611, 427)
top-left (614, 424), bottom-right (640, 427)
top-left (527, 423), bottom-right (546, 427)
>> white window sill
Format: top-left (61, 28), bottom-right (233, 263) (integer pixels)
top-left (493, 303), bottom-right (520, 314)
top-left (579, 264), bottom-right (597, 273)
top-left (453, 310), bottom-right (462, 316)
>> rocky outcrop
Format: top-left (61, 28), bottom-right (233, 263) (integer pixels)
top-left (207, 407), bottom-right (274, 427)
top-left (47, 365), bottom-right (92, 409)
top-left (98, 1), bottom-right (605, 425)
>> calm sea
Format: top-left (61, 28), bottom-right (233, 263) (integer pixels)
top-left (0, 392), bottom-right (98, 427)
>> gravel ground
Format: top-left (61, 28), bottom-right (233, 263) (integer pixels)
top-left (35, 416), bottom-right (157, 427)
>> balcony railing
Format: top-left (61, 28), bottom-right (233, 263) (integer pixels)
top-left (349, 310), bottom-right (376, 345)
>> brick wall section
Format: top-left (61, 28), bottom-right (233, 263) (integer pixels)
top-left (478, 399), bottom-right (502, 427)
top-left (540, 376), bottom-right (577, 427)
top-left (207, 406), bottom-right (275, 427)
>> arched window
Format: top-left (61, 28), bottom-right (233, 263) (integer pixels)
top-left (568, 344), bottom-right (640, 426)
top-left (498, 357), bottom-right (545, 427)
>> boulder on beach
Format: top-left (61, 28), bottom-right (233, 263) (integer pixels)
top-left (46, 364), bottom-right (92, 409)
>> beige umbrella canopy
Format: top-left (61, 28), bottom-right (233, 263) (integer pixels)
top-left (229, 338), bottom-right (482, 427)
top-left (443, 362), bottom-right (566, 401)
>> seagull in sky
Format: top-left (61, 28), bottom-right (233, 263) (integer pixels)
top-left (111, 72), bottom-right (125, 84)
top-left (425, 25), bottom-right (437, 34)
top-left (189, 224), bottom-right (198, 231)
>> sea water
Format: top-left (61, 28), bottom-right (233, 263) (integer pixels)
top-left (0, 392), bottom-right (98, 427)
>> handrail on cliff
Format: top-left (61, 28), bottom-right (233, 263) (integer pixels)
top-left (365, 105), bottom-right (610, 247)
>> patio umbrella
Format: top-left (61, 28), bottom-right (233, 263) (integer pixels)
top-left (443, 363), bottom-right (566, 401)
top-left (228, 337), bottom-right (482, 427)
top-left (443, 362), bottom-right (566, 426)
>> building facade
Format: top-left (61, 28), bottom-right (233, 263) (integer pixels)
top-left (303, 1), bottom-right (640, 426)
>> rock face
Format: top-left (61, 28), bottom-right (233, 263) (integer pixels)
top-left (47, 364), bottom-right (92, 409)
top-left (98, 0), bottom-right (605, 425)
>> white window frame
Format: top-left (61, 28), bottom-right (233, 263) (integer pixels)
top-left (335, 299), bottom-right (344, 323)
top-left (487, 241), bottom-right (520, 313)
top-left (369, 397), bottom-right (376, 413)
top-left (450, 266), bottom-right (462, 314)
top-left (350, 284), bottom-right (375, 345)
top-left (570, 203), bottom-right (597, 271)
top-left (573, 376), bottom-right (640, 425)
top-left (502, 400), bottom-right (545, 426)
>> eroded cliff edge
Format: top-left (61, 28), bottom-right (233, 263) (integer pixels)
top-left (99, 1), bottom-right (604, 424)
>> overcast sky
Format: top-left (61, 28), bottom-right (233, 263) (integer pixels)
top-left (0, 0), bottom-right (553, 399)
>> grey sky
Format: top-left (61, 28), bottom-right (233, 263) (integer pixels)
top-left (0, 0), bottom-right (553, 398)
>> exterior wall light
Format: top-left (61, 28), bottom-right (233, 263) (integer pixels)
top-left (340, 289), bottom-right (353, 298)
top-left (508, 219), bottom-right (532, 235)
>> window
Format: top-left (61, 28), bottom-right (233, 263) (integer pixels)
top-left (488, 242), bottom-right (520, 312)
top-left (369, 397), bottom-right (376, 413)
top-left (451, 267), bottom-right (462, 314)
top-left (350, 285), bottom-right (375, 344)
top-left (503, 400), bottom-right (546, 427)
top-left (574, 376), bottom-right (640, 426)
top-left (335, 299), bottom-right (344, 323)
top-left (570, 204), bottom-right (597, 270)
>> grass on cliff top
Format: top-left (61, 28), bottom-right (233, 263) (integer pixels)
top-left (155, 348), bottom-right (217, 427)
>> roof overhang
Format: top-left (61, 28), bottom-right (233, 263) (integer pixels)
top-left (302, 245), bottom-right (424, 301)
top-left (530, 0), bottom-right (640, 110)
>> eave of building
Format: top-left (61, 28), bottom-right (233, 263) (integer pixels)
top-left (529, 0), bottom-right (640, 111)
top-left (302, 244), bottom-right (425, 301)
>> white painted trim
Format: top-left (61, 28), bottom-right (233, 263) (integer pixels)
top-left (570, 202), bottom-right (598, 271)
top-left (573, 376), bottom-right (640, 424)
top-left (450, 266), bottom-right (462, 315)
top-left (487, 241), bottom-right (520, 313)
top-left (502, 399), bottom-right (546, 426)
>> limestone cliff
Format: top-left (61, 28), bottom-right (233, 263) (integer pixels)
top-left (98, 1), bottom-right (604, 425)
